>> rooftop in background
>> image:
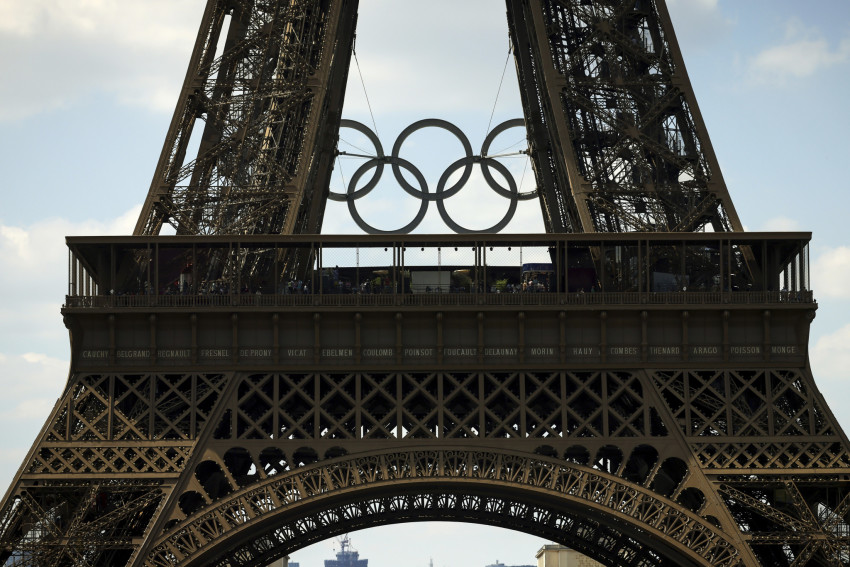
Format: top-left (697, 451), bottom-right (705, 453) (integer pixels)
top-left (325, 536), bottom-right (367, 567)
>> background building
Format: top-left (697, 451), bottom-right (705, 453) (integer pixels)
top-left (536, 545), bottom-right (603, 567)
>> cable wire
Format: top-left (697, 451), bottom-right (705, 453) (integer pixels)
top-left (354, 49), bottom-right (380, 138)
top-left (335, 154), bottom-right (348, 193)
top-left (339, 136), bottom-right (375, 156)
top-left (485, 42), bottom-right (513, 145)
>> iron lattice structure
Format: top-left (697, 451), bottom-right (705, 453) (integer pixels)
top-left (1, 2), bottom-right (849, 567)
top-left (508, 0), bottom-right (743, 233)
top-left (134, 0), bottom-right (358, 238)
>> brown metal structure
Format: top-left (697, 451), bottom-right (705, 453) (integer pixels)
top-left (1, 2), bottom-right (848, 567)
top-left (507, 0), bottom-right (742, 234)
top-left (134, 0), bottom-right (358, 238)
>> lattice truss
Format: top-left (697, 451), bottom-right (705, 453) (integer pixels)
top-left (138, 370), bottom-right (738, 567)
top-left (0, 373), bottom-right (228, 567)
top-left (507, 0), bottom-right (743, 234)
top-left (211, 370), bottom-right (670, 441)
top-left (2, 367), bottom-right (849, 567)
top-left (134, 0), bottom-right (357, 237)
top-left (650, 369), bottom-right (850, 566)
top-left (652, 369), bottom-right (850, 470)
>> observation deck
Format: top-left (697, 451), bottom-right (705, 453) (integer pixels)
top-left (62, 233), bottom-right (814, 372)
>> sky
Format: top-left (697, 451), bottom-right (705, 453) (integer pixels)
top-left (1, 0), bottom-right (850, 565)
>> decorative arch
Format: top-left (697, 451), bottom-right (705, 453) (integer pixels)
top-left (146, 449), bottom-right (742, 567)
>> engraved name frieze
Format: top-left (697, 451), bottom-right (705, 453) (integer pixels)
top-left (771, 345), bottom-right (798, 355)
top-left (403, 347), bottom-right (435, 357)
top-left (730, 346), bottom-right (760, 355)
top-left (157, 349), bottom-right (191, 359)
top-left (608, 346), bottom-right (639, 356)
top-left (200, 348), bottom-right (230, 358)
top-left (116, 349), bottom-right (151, 358)
top-left (571, 347), bottom-right (600, 356)
top-left (362, 348), bottom-right (394, 357)
top-left (444, 348), bottom-right (478, 357)
top-left (81, 350), bottom-right (109, 359)
top-left (483, 347), bottom-right (518, 356)
top-left (649, 346), bottom-right (680, 356)
top-left (691, 346), bottom-right (719, 355)
top-left (239, 348), bottom-right (272, 358)
top-left (322, 348), bottom-right (353, 358)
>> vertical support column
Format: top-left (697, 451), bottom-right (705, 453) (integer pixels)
top-left (437, 370), bottom-right (444, 439)
top-left (718, 238), bottom-right (724, 292)
top-left (641, 311), bottom-right (648, 362)
top-left (763, 310), bottom-right (771, 362)
top-left (315, 371), bottom-right (322, 441)
top-left (231, 313), bottom-right (239, 363)
top-left (391, 244), bottom-right (398, 300)
top-left (396, 372), bottom-right (403, 440)
top-left (109, 244), bottom-right (116, 299)
top-left (395, 313), bottom-right (403, 365)
top-left (108, 314), bottom-right (116, 365)
top-left (354, 313), bottom-right (362, 365)
top-left (155, 242), bottom-right (160, 303)
top-left (69, 247), bottom-right (76, 297)
top-left (191, 314), bottom-right (198, 364)
top-left (313, 313), bottom-right (321, 365)
top-left (477, 312), bottom-right (485, 365)
top-left (600, 311), bottom-right (608, 363)
top-left (682, 311), bottom-right (689, 362)
top-left (559, 311), bottom-right (566, 364)
top-left (478, 370), bottom-right (486, 438)
top-left (272, 313), bottom-right (280, 365)
top-left (436, 312), bottom-right (444, 366)
top-left (519, 365), bottom-right (527, 438)
top-left (355, 372), bottom-right (362, 440)
top-left (563, 242), bottom-right (569, 295)
top-left (560, 370), bottom-right (568, 437)
top-left (518, 311), bottom-right (526, 364)
top-left (722, 310), bottom-right (730, 362)
top-left (149, 314), bottom-right (157, 364)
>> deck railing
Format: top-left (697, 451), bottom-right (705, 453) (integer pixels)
top-left (64, 290), bottom-right (815, 309)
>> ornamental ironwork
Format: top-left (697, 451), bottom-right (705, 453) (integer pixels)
top-left (1, 1), bottom-right (848, 567)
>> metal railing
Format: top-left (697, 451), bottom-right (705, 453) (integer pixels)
top-left (64, 290), bottom-right (815, 309)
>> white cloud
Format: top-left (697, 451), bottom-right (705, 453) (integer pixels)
top-left (812, 247), bottom-right (850, 299)
top-left (760, 216), bottom-right (803, 232)
top-left (0, 0), bottom-right (202, 120)
top-left (0, 398), bottom-right (57, 421)
top-left (811, 324), bottom-right (850, 388)
top-left (665, 0), bottom-right (731, 51)
top-left (0, 205), bottom-right (140, 349)
top-left (810, 316), bottom-right (850, 437)
top-left (0, 352), bottom-right (67, 417)
top-left (748, 20), bottom-right (850, 84)
top-left (0, 447), bottom-right (28, 494)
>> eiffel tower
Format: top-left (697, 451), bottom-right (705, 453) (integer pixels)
top-left (1, 1), bottom-right (848, 566)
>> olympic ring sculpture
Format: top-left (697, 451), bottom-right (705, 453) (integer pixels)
top-left (329, 118), bottom-right (538, 234)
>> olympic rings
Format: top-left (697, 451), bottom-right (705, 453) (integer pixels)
top-left (330, 118), bottom-right (537, 234)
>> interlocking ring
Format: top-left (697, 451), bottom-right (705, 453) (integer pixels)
top-left (330, 118), bottom-right (537, 234)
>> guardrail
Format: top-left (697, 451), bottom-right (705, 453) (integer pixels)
top-left (64, 290), bottom-right (815, 309)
